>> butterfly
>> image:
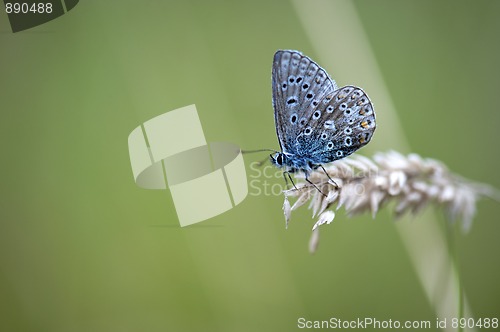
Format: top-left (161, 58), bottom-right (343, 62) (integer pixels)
top-left (270, 50), bottom-right (376, 189)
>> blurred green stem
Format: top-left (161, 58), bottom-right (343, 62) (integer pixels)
top-left (447, 224), bottom-right (463, 332)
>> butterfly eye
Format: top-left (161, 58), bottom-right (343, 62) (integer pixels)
top-left (306, 93), bottom-right (314, 100)
top-left (271, 153), bottom-right (283, 166)
top-left (312, 100), bottom-right (319, 107)
top-left (286, 96), bottom-right (297, 105)
top-left (344, 127), bottom-right (352, 135)
top-left (304, 127), bottom-right (313, 135)
top-left (340, 103), bottom-right (347, 110)
top-left (299, 118), bottom-right (307, 126)
top-left (321, 133), bottom-right (328, 140)
top-left (288, 76), bottom-right (295, 83)
top-left (290, 114), bottom-right (298, 124)
top-left (336, 150), bottom-right (344, 157)
top-left (296, 77), bottom-right (302, 83)
top-left (313, 111), bottom-right (321, 119)
top-left (326, 105), bottom-right (334, 113)
top-left (344, 108), bottom-right (352, 116)
top-left (327, 141), bottom-right (334, 150)
top-left (302, 83), bottom-right (309, 90)
top-left (282, 82), bottom-right (287, 90)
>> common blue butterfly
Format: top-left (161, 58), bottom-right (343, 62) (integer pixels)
top-left (270, 50), bottom-right (376, 187)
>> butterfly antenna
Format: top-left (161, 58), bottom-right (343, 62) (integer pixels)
top-left (241, 148), bottom-right (279, 154)
top-left (256, 155), bottom-right (270, 166)
top-left (242, 148), bottom-right (279, 167)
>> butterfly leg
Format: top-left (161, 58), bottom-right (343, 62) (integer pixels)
top-left (283, 171), bottom-right (298, 190)
top-left (305, 176), bottom-right (327, 197)
top-left (319, 164), bottom-right (339, 189)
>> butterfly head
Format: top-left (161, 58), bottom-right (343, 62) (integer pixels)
top-left (270, 152), bottom-right (286, 168)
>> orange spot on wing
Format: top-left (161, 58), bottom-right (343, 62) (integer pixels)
top-left (361, 121), bottom-right (369, 128)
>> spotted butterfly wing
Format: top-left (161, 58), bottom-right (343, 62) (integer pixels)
top-left (271, 50), bottom-right (376, 171)
top-left (272, 50), bottom-right (337, 155)
top-left (300, 85), bottom-right (376, 164)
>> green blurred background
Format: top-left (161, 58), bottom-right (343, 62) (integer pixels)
top-left (1, 1), bottom-right (499, 331)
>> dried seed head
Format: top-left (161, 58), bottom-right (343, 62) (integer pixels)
top-left (281, 151), bottom-right (499, 252)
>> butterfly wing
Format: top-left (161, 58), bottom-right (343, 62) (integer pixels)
top-left (295, 85), bottom-right (376, 164)
top-left (272, 50), bottom-right (337, 154)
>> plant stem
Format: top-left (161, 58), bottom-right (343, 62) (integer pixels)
top-left (446, 224), bottom-right (463, 332)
